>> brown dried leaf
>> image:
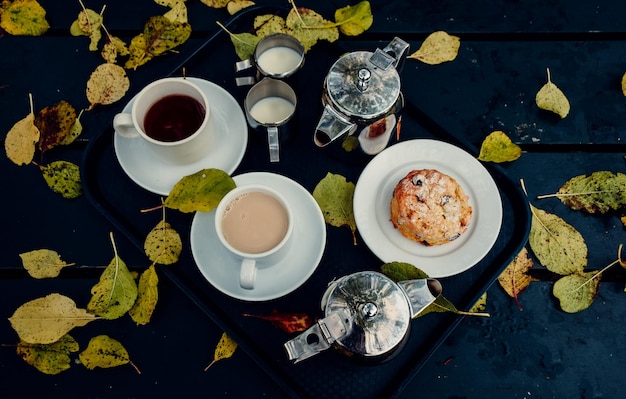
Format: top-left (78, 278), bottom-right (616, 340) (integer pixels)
top-left (35, 100), bottom-right (77, 153)
top-left (497, 247), bottom-right (533, 310)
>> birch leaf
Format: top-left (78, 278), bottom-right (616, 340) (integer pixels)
top-left (528, 205), bottom-right (587, 275)
top-left (200, 0), bottom-right (229, 8)
top-left (16, 334), bottom-right (79, 375)
top-left (226, 30), bottom-right (260, 60)
top-left (381, 261), bottom-right (429, 282)
top-left (553, 272), bottom-right (600, 313)
top-left (4, 111), bottom-right (39, 166)
top-left (163, 0), bottom-right (188, 24)
top-left (312, 172), bottom-right (356, 245)
top-left (60, 109), bottom-right (84, 146)
top-left (335, 0), bottom-right (373, 36)
top-left (86, 63), bottom-right (130, 109)
top-left (253, 14), bottom-right (286, 37)
top-left (79, 335), bottom-right (138, 372)
top-left (87, 254), bottom-right (138, 320)
top-left (164, 168), bottom-right (236, 213)
top-left (285, 7), bottom-right (339, 52)
top-left (535, 68), bottom-right (570, 118)
top-left (69, 8), bottom-right (103, 51)
top-left (19, 249), bottom-right (73, 279)
top-left (39, 160), bottom-right (83, 199)
top-left (227, 0), bottom-right (254, 15)
top-left (478, 130), bottom-right (522, 163)
top-left (101, 36), bottom-right (129, 64)
top-left (553, 171), bottom-right (626, 214)
top-left (621, 72), bottom-right (626, 96)
top-left (204, 332), bottom-right (237, 371)
top-left (497, 247), bottom-right (533, 310)
top-left (8, 293), bottom-right (97, 344)
top-left (128, 265), bottom-right (159, 325)
top-left (0, 0), bottom-right (50, 36)
top-left (469, 292), bottom-right (487, 313)
top-left (408, 31), bottom-right (460, 65)
top-left (144, 220), bottom-right (182, 265)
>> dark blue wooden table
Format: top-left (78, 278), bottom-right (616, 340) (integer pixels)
top-left (1, 1), bottom-right (625, 397)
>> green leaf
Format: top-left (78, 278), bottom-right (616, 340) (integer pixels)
top-left (478, 130), bottom-right (522, 163)
top-left (164, 168), bottom-right (236, 213)
top-left (335, 1), bottom-right (373, 36)
top-left (79, 335), bottom-right (132, 370)
top-left (39, 160), bottom-right (83, 199)
top-left (552, 171), bottom-right (626, 213)
top-left (87, 255), bottom-right (138, 319)
top-left (229, 31), bottom-right (260, 60)
top-left (128, 265), bottom-right (159, 326)
top-left (312, 172), bottom-right (357, 244)
top-left (535, 68), bottom-right (570, 118)
top-left (381, 261), bottom-right (429, 282)
top-left (16, 334), bottom-right (79, 375)
top-left (528, 205), bottom-right (587, 275)
top-left (553, 272), bottom-right (600, 313)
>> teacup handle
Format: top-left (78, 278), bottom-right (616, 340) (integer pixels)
top-left (267, 126), bottom-right (280, 162)
top-left (113, 112), bottom-right (140, 138)
top-left (239, 258), bottom-right (257, 290)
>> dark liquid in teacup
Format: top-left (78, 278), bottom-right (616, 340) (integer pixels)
top-left (221, 192), bottom-right (289, 254)
top-left (144, 94), bottom-right (205, 142)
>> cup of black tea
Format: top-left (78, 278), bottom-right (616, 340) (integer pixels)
top-left (113, 77), bottom-right (211, 164)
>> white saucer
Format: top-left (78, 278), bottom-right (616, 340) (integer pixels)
top-left (353, 139), bottom-right (503, 278)
top-left (190, 172), bottom-right (326, 301)
top-left (113, 77), bottom-right (247, 195)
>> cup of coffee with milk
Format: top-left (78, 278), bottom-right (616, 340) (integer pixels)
top-left (215, 184), bottom-right (294, 290)
top-left (235, 33), bottom-right (305, 86)
top-left (113, 77), bottom-right (212, 164)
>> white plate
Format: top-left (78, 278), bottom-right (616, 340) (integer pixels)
top-left (353, 139), bottom-right (502, 278)
top-left (190, 172), bottom-right (326, 301)
top-left (114, 77), bottom-right (247, 195)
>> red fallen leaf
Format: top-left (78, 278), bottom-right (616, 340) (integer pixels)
top-left (242, 311), bottom-right (314, 333)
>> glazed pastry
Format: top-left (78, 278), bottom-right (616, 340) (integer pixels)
top-left (390, 169), bottom-right (472, 246)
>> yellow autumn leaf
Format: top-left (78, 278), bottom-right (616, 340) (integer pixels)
top-left (478, 130), bottom-right (522, 163)
top-left (408, 31), bottom-right (460, 65)
top-left (79, 335), bottom-right (140, 373)
top-left (335, 0), bottom-right (373, 37)
top-left (128, 265), bottom-right (159, 325)
top-left (60, 109), bottom-right (84, 146)
top-left (16, 334), bottom-right (79, 375)
top-left (621, 72), bottom-right (626, 96)
top-left (86, 63), bottom-right (130, 109)
top-left (200, 0), bottom-right (230, 8)
top-left (468, 292), bottom-right (487, 313)
top-left (164, 168), bottom-right (236, 213)
top-left (69, 8), bottom-right (103, 51)
top-left (497, 247), bottom-right (533, 310)
top-left (144, 220), bottom-right (182, 265)
top-left (227, 0), bottom-right (254, 15)
top-left (535, 68), bottom-right (570, 118)
top-left (163, 0), bottom-right (187, 24)
top-left (8, 293), bottom-right (97, 344)
top-left (4, 99), bottom-right (39, 166)
top-left (204, 332), bottom-right (237, 371)
top-left (19, 249), bottom-right (74, 279)
top-left (0, 0), bottom-right (50, 36)
top-left (101, 36), bottom-right (129, 64)
top-left (285, 7), bottom-right (339, 52)
top-left (253, 14), bottom-right (286, 37)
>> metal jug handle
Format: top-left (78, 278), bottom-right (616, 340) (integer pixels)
top-left (381, 37), bottom-right (410, 72)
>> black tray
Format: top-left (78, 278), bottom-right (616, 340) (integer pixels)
top-left (81, 7), bottom-right (530, 399)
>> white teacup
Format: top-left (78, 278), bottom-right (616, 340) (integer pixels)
top-left (113, 77), bottom-right (212, 164)
top-left (215, 184), bottom-right (294, 290)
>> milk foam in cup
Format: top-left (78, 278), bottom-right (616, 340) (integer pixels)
top-left (215, 184), bottom-right (294, 290)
